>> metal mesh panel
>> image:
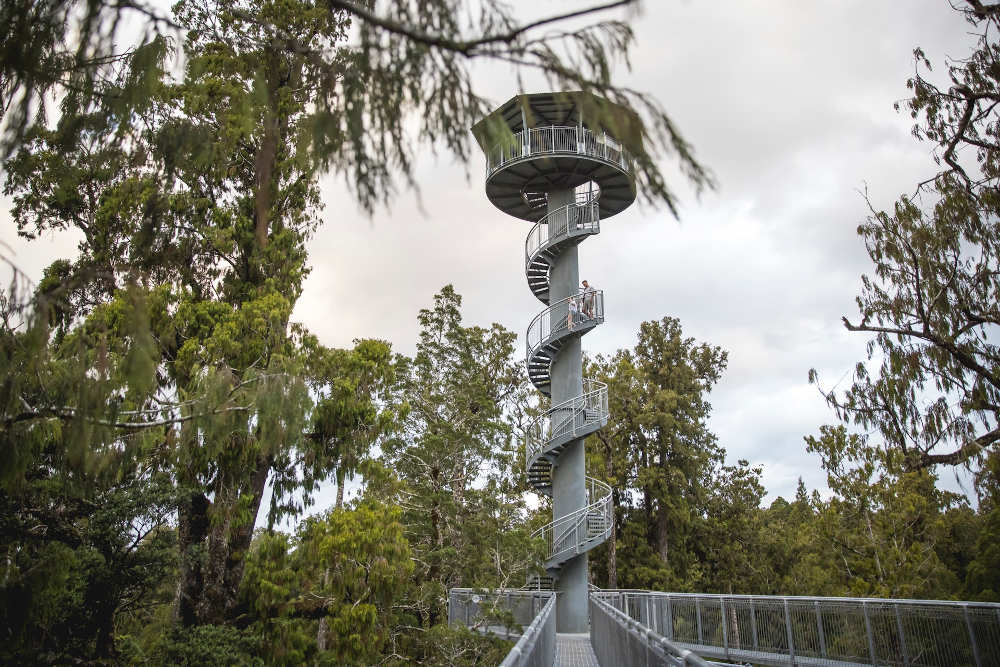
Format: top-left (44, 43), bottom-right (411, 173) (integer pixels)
top-left (591, 591), bottom-right (1000, 666)
top-left (589, 594), bottom-right (712, 666)
top-left (448, 589), bottom-right (555, 667)
top-left (485, 125), bottom-right (634, 177)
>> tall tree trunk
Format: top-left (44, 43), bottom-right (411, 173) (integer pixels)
top-left (656, 506), bottom-right (670, 565)
top-left (177, 452), bottom-right (271, 625)
top-left (317, 567), bottom-right (331, 651)
top-left (335, 467), bottom-right (345, 509)
top-left (602, 440), bottom-right (618, 589)
top-left (176, 491), bottom-right (211, 626)
top-left (608, 506), bottom-right (618, 589)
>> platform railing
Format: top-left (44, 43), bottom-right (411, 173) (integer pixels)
top-left (448, 589), bottom-right (555, 667)
top-left (487, 125), bottom-right (633, 177)
top-left (592, 590), bottom-right (1000, 666)
top-left (525, 290), bottom-right (604, 359)
top-left (525, 378), bottom-right (608, 470)
top-left (532, 476), bottom-right (612, 567)
top-left (524, 194), bottom-right (600, 269)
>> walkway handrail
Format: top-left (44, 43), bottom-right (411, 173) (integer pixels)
top-left (525, 379), bottom-right (608, 470)
top-left (499, 592), bottom-right (556, 667)
top-left (524, 191), bottom-right (601, 269)
top-left (531, 476), bottom-right (612, 565)
top-left (448, 589), bottom-right (556, 667)
top-left (590, 593), bottom-right (711, 667)
top-left (525, 290), bottom-right (605, 359)
top-left (592, 590), bottom-right (1000, 667)
top-left (487, 125), bottom-right (633, 178)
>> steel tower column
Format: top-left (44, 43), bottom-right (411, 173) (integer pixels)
top-left (471, 91), bottom-right (638, 634)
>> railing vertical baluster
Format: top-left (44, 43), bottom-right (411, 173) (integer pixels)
top-left (750, 599), bottom-right (758, 651)
top-left (864, 601), bottom-right (877, 665)
top-left (965, 604), bottom-right (982, 667)
top-left (784, 598), bottom-right (796, 663)
top-left (894, 603), bottom-right (909, 667)
top-left (696, 597), bottom-right (703, 645)
top-left (721, 597), bottom-right (729, 659)
top-left (666, 595), bottom-right (674, 640)
top-left (815, 599), bottom-right (827, 658)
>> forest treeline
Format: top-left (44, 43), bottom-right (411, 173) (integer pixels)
top-left (2, 0), bottom-right (999, 664)
top-left (586, 317), bottom-right (1000, 602)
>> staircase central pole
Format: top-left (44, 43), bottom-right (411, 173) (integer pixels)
top-left (547, 187), bottom-right (589, 633)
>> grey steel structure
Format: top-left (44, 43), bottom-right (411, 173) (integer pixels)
top-left (590, 593), bottom-right (711, 667)
top-left (592, 590), bottom-right (1000, 667)
top-left (472, 92), bottom-right (637, 632)
top-left (449, 589), bottom-right (556, 667)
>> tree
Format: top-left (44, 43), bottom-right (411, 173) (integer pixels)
top-left (367, 287), bottom-right (531, 638)
top-left (698, 459), bottom-right (768, 594)
top-left (805, 425), bottom-right (965, 599)
top-left (756, 480), bottom-right (839, 597)
top-left (0, 0), bottom-right (176, 158)
top-left (589, 317), bottom-right (727, 590)
top-left (816, 0), bottom-right (1000, 470)
top-left (239, 502), bottom-right (413, 666)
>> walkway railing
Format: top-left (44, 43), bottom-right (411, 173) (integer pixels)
top-left (448, 589), bottom-right (555, 667)
top-left (486, 125), bottom-right (633, 178)
top-left (590, 593), bottom-right (712, 667)
top-left (592, 590), bottom-right (1000, 666)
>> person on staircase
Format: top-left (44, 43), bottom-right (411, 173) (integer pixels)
top-left (581, 280), bottom-right (596, 320)
top-left (567, 297), bottom-right (580, 331)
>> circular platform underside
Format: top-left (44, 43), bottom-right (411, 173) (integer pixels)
top-left (486, 155), bottom-right (636, 222)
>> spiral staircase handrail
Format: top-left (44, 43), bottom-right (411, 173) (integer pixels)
top-left (486, 125), bottom-right (633, 178)
top-left (524, 191), bottom-right (601, 270)
top-left (531, 476), bottom-right (613, 566)
top-left (525, 290), bottom-right (605, 360)
top-left (525, 379), bottom-right (608, 471)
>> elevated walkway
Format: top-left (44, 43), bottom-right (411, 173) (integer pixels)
top-left (450, 588), bottom-right (1000, 667)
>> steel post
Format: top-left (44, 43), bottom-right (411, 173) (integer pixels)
top-left (784, 598), bottom-right (796, 663)
top-left (894, 603), bottom-right (909, 666)
top-left (815, 599), bottom-right (827, 658)
top-left (966, 604), bottom-right (982, 667)
top-left (864, 601), bottom-right (877, 665)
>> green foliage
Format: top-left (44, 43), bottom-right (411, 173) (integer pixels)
top-left (805, 425), bottom-right (967, 598)
top-left (237, 502), bottom-right (413, 666)
top-left (588, 316), bottom-right (728, 590)
top-left (145, 624), bottom-right (264, 667)
top-left (361, 286), bottom-right (537, 657)
top-left (0, 468), bottom-right (177, 663)
top-left (815, 2), bottom-right (1000, 471)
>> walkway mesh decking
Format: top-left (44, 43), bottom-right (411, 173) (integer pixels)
top-left (554, 634), bottom-right (599, 667)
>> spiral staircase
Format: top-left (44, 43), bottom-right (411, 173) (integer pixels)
top-left (472, 92), bottom-right (637, 632)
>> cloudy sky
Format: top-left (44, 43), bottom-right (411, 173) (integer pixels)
top-left (3, 1), bottom-right (981, 508)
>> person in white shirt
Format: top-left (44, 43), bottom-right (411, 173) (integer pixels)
top-left (567, 298), bottom-right (580, 331)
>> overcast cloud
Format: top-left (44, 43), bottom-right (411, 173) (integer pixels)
top-left (2, 1), bottom-right (981, 511)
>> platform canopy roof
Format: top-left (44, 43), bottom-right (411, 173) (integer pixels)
top-left (470, 91), bottom-right (643, 153)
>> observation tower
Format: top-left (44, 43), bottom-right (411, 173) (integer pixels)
top-left (472, 92), bottom-right (638, 632)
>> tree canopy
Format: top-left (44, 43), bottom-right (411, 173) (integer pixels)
top-left (815, 0), bottom-right (1000, 471)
